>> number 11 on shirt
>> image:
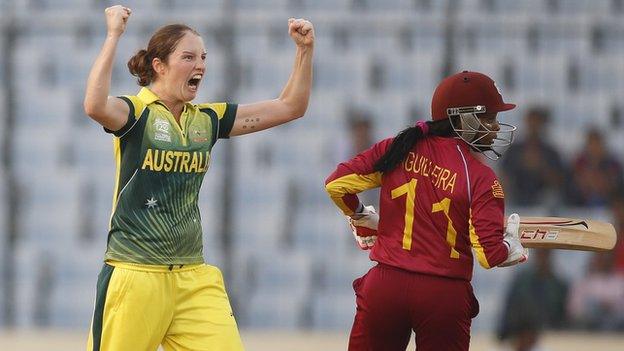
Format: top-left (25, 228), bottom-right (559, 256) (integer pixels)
top-left (391, 179), bottom-right (460, 258)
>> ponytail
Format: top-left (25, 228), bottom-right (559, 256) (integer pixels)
top-left (373, 118), bottom-right (457, 173)
top-left (127, 49), bottom-right (153, 86)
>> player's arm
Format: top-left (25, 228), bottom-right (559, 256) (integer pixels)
top-left (325, 139), bottom-right (391, 216)
top-left (325, 140), bottom-right (390, 250)
top-left (469, 175), bottom-right (516, 269)
top-left (229, 18), bottom-right (313, 137)
top-left (83, 5), bottom-right (131, 132)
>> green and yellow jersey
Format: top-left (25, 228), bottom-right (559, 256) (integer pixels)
top-left (105, 87), bottom-right (237, 265)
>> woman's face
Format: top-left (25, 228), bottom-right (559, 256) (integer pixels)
top-left (155, 31), bottom-right (206, 103)
top-left (477, 112), bottom-right (500, 145)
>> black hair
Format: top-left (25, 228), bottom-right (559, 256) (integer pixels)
top-left (373, 118), bottom-right (457, 173)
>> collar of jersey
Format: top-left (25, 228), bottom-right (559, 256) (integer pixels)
top-left (137, 87), bottom-right (194, 110)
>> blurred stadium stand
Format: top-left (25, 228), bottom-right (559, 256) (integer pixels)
top-left (0, 0), bottom-right (623, 343)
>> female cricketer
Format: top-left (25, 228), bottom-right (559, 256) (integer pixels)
top-left (325, 71), bottom-right (529, 351)
top-left (83, 5), bottom-right (313, 351)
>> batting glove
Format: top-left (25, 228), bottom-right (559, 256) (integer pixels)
top-left (348, 205), bottom-right (379, 250)
top-left (499, 213), bottom-right (529, 267)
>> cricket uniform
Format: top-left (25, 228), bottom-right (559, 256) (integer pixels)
top-left (88, 87), bottom-right (244, 351)
top-left (325, 136), bottom-right (509, 351)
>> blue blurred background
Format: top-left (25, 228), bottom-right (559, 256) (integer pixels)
top-left (0, 0), bottom-right (623, 350)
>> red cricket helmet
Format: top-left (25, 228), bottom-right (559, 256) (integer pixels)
top-left (431, 70), bottom-right (516, 120)
top-left (430, 71), bottom-right (517, 160)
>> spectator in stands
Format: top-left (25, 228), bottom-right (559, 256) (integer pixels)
top-left (83, 6), bottom-right (314, 350)
top-left (491, 315), bottom-right (549, 351)
top-left (332, 108), bottom-right (378, 209)
top-left (568, 128), bottom-right (624, 207)
top-left (496, 250), bottom-right (568, 350)
top-left (340, 107), bottom-right (375, 161)
top-left (500, 106), bottom-right (567, 207)
top-left (567, 251), bottom-right (624, 331)
top-left (332, 107), bottom-right (375, 165)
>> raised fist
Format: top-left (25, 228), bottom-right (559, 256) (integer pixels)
top-left (105, 5), bottom-right (132, 37)
top-left (288, 18), bottom-right (314, 48)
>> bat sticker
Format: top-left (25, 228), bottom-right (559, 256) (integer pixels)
top-left (521, 220), bottom-right (589, 229)
top-left (520, 229), bottom-right (559, 240)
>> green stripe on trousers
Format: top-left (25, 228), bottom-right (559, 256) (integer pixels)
top-left (92, 264), bottom-right (114, 351)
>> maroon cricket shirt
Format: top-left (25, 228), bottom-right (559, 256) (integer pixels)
top-left (326, 136), bottom-right (509, 281)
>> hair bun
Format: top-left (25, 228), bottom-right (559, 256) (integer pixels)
top-left (127, 49), bottom-right (152, 86)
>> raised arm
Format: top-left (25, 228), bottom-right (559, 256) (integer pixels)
top-left (83, 5), bottom-right (132, 132)
top-left (229, 18), bottom-right (314, 137)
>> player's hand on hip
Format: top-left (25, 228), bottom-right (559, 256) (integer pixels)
top-left (348, 205), bottom-right (379, 250)
top-left (288, 18), bottom-right (314, 48)
top-left (105, 5), bottom-right (132, 37)
top-left (499, 213), bottom-right (529, 267)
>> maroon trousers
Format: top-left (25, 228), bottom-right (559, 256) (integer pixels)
top-left (348, 264), bottom-right (480, 351)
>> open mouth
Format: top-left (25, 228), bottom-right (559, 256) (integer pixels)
top-left (187, 74), bottom-right (202, 90)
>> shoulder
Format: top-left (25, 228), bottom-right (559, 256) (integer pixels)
top-left (118, 95), bottom-right (147, 119)
top-left (363, 137), bottom-right (394, 159)
top-left (470, 159), bottom-right (498, 186)
top-left (196, 102), bottom-right (231, 119)
top-left (455, 145), bottom-right (499, 183)
top-left (457, 143), bottom-right (493, 171)
top-left (376, 137), bottom-right (394, 151)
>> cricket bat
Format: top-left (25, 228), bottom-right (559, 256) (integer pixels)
top-left (507, 217), bottom-right (617, 251)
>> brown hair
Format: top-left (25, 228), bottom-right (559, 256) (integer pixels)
top-left (127, 24), bottom-right (200, 86)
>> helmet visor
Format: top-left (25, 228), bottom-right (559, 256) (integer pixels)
top-left (449, 109), bottom-right (517, 160)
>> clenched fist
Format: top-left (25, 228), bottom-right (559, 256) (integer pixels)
top-left (105, 5), bottom-right (132, 37)
top-left (288, 18), bottom-right (314, 48)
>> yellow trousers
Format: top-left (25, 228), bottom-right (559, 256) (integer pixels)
top-left (87, 261), bottom-right (244, 351)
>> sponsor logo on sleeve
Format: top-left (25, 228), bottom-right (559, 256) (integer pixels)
top-left (491, 180), bottom-right (504, 198)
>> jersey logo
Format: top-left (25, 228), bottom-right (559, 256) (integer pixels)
top-left (154, 118), bottom-right (172, 143)
top-left (191, 129), bottom-right (209, 143)
top-left (141, 148), bottom-right (211, 173)
top-left (491, 180), bottom-right (505, 198)
top-left (145, 197), bottom-right (158, 209)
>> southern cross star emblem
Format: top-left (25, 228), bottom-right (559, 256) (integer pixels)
top-left (145, 197), bottom-right (158, 208)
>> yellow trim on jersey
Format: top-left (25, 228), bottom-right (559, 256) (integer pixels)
top-left (469, 210), bottom-right (491, 269)
top-left (197, 102), bottom-right (228, 119)
top-left (125, 95), bottom-right (147, 118)
top-left (136, 87), bottom-right (160, 105)
top-left (109, 138), bottom-right (122, 229)
top-left (136, 87), bottom-right (195, 112)
top-left (108, 95), bottom-right (145, 229)
top-left (332, 197), bottom-right (352, 215)
top-left (325, 172), bottom-right (382, 215)
top-left (136, 87), bottom-right (194, 146)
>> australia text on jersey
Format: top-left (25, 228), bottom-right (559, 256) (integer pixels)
top-left (141, 148), bottom-right (211, 173)
top-left (403, 152), bottom-right (457, 193)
